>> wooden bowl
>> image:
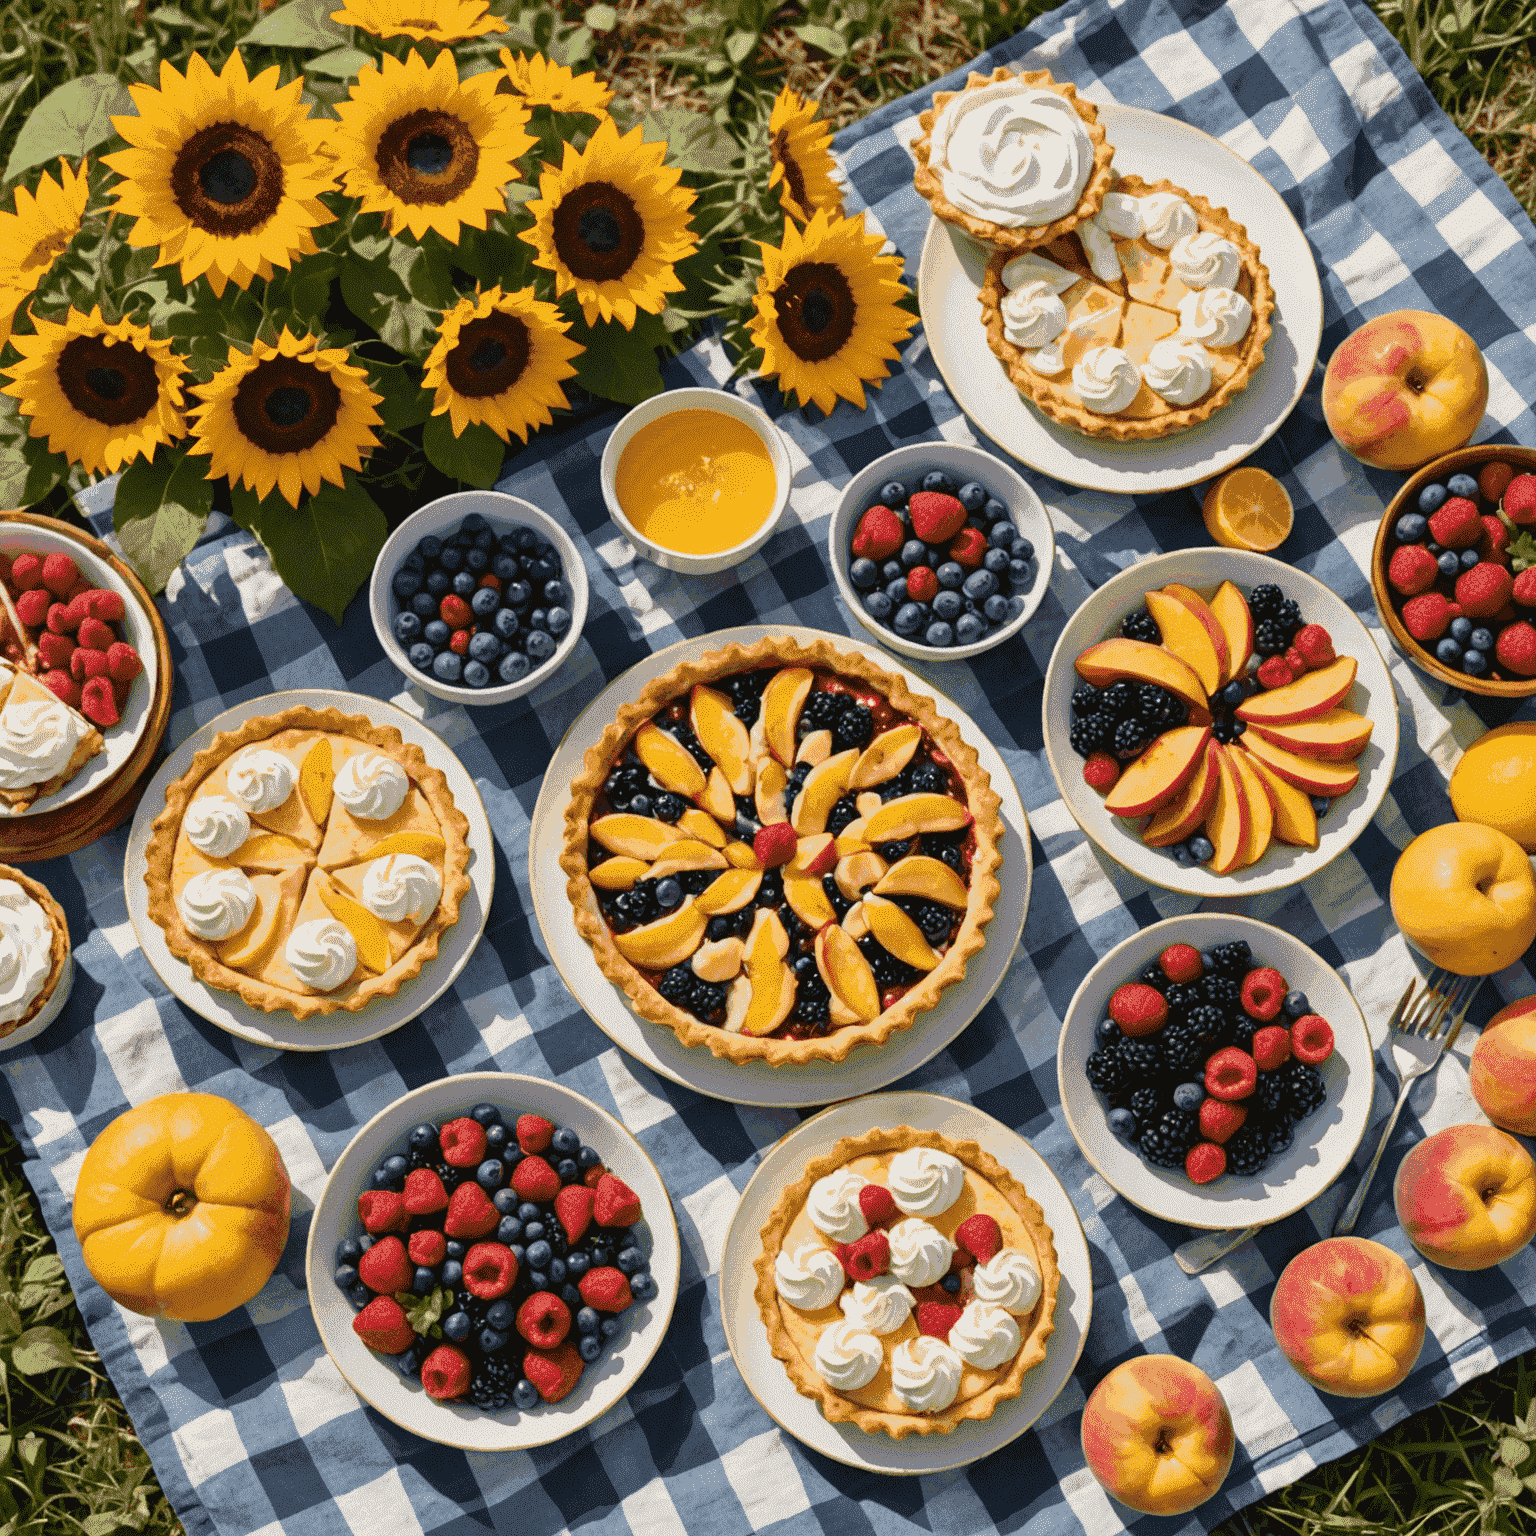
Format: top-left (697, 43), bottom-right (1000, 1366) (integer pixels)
top-left (1370, 443), bottom-right (1536, 698)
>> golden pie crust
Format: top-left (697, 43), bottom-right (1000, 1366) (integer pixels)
top-left (978, 174), bottom-right (1275, 441)
top-left (0, 864), bottom-right (70, 1039)
top-left (558, 635), bottom-right (1003, 1067)
top-left (752, 1126), bottom-right (1059, 1437)
top-left (143, 705), bottom-right (471, 1018)
top-left (912, 67), bottom-right (1116, 253)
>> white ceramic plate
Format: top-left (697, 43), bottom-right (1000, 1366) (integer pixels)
top-left (123, 689), bottom-right (493, 1052)
top-left (0, 521), bottom-right (160, 815)
top-left (719, 1090), bottom-right (1091, 1473)
top-left (528, 625), bottom-right (1031, 1108)
top-left (305, 1071), bottom-right (680, 1452)
top-left (916, 102), bottom-right (1324, 495)
top-left (1041, 548), bottom-right (1399, 897)
top-left (1056, 914), bottom-right (1373, 1229)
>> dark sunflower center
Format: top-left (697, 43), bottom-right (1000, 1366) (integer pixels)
top-left (445, 313), bottom-right (531, 399)
top-left (232, 356), bottom-right (341, 454)
top-left (375, 109), bottom-right (479, 206)
top-left (171, 122), bottom-right (285, 236)
top-left (551, 182), bottom-right (644, 282)
top-left (57, 336), bottom-right (160, 427)
top-left (771, 128), bottom-right (810, 215)
top-left (772, 261), bottom-right (856, 362)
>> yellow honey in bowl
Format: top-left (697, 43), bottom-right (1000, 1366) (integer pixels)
top-left (615, 409), bottom-right (777, 556)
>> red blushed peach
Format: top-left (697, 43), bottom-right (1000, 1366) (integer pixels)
top-left (1394, 1123), bottom-right (1536, 1270)
top-left (1269, 1237), bottom-right (1425, 1398)
top-left (1080, 1354), bottom-right (1235, 1517)
top-left (1469, 997), bottom-right (1536, 1136)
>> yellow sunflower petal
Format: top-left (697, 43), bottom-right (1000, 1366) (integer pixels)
top-left (0, 158), bottom-right (92, 349)
top-left (330, 0), bottom-right (506, 41)
top-left (498, 50), bottom-right (614, 117)
top-left (767, 87), bottom-right (842, 224)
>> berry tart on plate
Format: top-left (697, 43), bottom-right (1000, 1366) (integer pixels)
top-left (557, 636), bottom-right (1003, 1065)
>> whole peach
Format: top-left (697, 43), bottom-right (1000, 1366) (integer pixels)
top-left (1470, 997), bottom-right (1536, 1136)
top-left (1394, 1123), bottom-right (1536, 1270)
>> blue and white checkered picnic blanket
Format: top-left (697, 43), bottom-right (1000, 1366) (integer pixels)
top-left (5, 0), bottom-right (1536, 1531)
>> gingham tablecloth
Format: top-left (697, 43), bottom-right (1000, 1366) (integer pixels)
top-left (6, 0), bottom-right (1536, 1531)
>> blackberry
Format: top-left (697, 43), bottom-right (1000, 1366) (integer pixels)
top-left (1086, 1045), bottom-right (1127, 1093)
top-left (1120, 608), bottom-right (1159, 644)
top-left (859, 935), bottom-right (917, 989)
top-left (909, 899), bottom-right (952, 943)
top-left (1254, 621), bottom-right (1288, 657)
top-left (408, 1147), bottom-right (436, 1170)
top-left (1160, 1021), bottom-right (1208, 1074)
top-left (652, 792), bottom-right (686, 823)
top-left (1262, 1115), bottom-right (1295, 1154)
top-left (799, 692), bottom-right (844, 734)
top-left (931, 840), bottom-right (963, 872)
top-left (1140, 1108), bottom-right (1196, 1168)
top-left (1228, 1015), bottom-right (1257, 1052)
top-left (821, 875), bottom-right (851, 919)
top-left (469, 1356), bottom-right (519, 1409)
top-left (691, 979), bottom-right (728, 1024)
top-left (1279, 1061), bottom-right (1326, 1118)
top-left (1248, 584), bottom-right (1284, 623)
top-left (1071, 684), bottom-right (1102, 718)
top-left (1255, 1071), bottom-right (1292, 1122)
top-left (1139, 961), bottom-right (1170, 992)
top-left (1118, 1037), bottom-right (1164, 1079)
top-left (1185, 1003), bottom-right (1224, 1043)
top-left (827, 796), bottom-right (860, 835)
top-left (908, 762), bottom-right (949, 795)
top-left (727, 670), bottom-right (772, 726)
top-left (1163, 983), bottom-right (1199, 1018)
top-left (796, 973), bottom-right (832, 1026)
top-left (1138, 684), bottom-right (1185, 729)
top-left (786, 762), bottom-right (812, 797)
top-left (1070, 714), bottom-right (1112, 758)
top-left (1099, 680), bottom-right (1137, 719)
top-left (1129, 1085), bottom-right (1166, 1124)
top-left (667, 720), bottom-right (714, 770)
top-left (876, 839), bottom-right (912, 863)
top-left (434, 1162), bottom-right (467, 1191)
top-left (1211, 941), bottom-right (1252, 978)
top-left (678, 870), bottom-right (714, 896)
top-left (1225, 1126), bottom-right (1269, 1177)
top-left (657, 967), bottom-right (694, 1007)
top-left (756, 871), bottom-right (784, 908)
top-left (1276, 598), bottom-right (1302, 638)
top-left (833, 704), bottom-right (874, 752)
top-left (1201, 975), bottom-right (1241, 1011)
top-left (1114, 719), bottom-right (1151, 759)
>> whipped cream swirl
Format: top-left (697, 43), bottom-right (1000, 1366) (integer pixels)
top-left (972, 1247), bottom-right (1042, 1315)
top-left (1140, 192), bottom-right (1199, 248)
top-left (930, 82), bottom-right (1094, 229)
top-left (1072, 346), bottom-right (1141, 414)
top-left (334, 753), bottom-right (409, 820)
top-left (1142, 338), bottom-right (1213, 407)
top-left (1177, 286), bottom-right (1253, 347)
top-left (0, 881), bottom-right (54, 1026)
top-left (1170, 230), bottom-right (1241, 290)
top-left (999, 250), bottom-right (1077, 295)
top-left (839, 1274), bottom-right (915, 1335)
top-left (1024, 338), bottom-right (1067, 376)
top-left (285, 918), bottom-right (357, 991)
top-left (361, 854), bottom-right (440, 923)
top-left (812, 1317), bottom-right (883, 1392)
top-left (806, 1168), bottom-right (869, 1242)
top-left (1079, 215), bottom-right (1122, 283)
top-left (1097, 191), bottom-right (1145, 238)
top-left (888, 1148), bottom-right (964, 1217)
top-left (890, 1336), bottom-right (963, 1413)
top-left (886, 1218), bottom-right (955, 1287)
top-left (226, 749), bottom-right (296, 814)
top-left (178, 868), bottom-right (256, 942)
top-left (774, 1243), bottom-right (845, 1311)
top-left (184, 796), bottom-right (251, 858)
top-left (0, 699), bottom-right (88, 790)
top-left (1000, 279), bottom-right (1067, 349)
top-left (949, 1300), bottom-right (1022, 1370)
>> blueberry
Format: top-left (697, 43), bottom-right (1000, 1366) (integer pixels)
top-left (900, 538), bottom-right (928, 568)
top-left (393, 570), bottom-right (422, 600)
top-left (1419, 483), bottom-right (1448, 513)
top-left (885, 576), bottom-right (912, 604)
top-left (1108, 1106), bottom-right (1138, 1140)
top-left (573, 1305), bottom-right (601, 1336)
top-left (505, 579), bottom-right (531, 607)
top-left (412, 1265), bottom-right (436, 1294)
top-left (655, 877), bottom-right (681, 909)
top-left (1438, 550), bottom-right (1461, 578)
top-left (962, 569), bottom-right (998, 601)
top-left (1436, 636), bottom-right (1463, 664)
top-left (529, 608), bottom-right (548, 632)
top-left (432, 651), bottom-right (463, 683)
top-left (983, 547), bottom-right (1010, 575)
top-left (451, 570), bottom-right (476, 598)
top-left (1221, 680), bottom-right (1247, 708)
top-left (440, 1259), bottom-right (462, 1289)
top-left (493, 553), bottom-right (519, 581)
top-left (512, 527), bottom-right (538, 551)
top-left (443, 1311), bottom-right (471, 1342)
top-left (1463, 648), bottom-right (1488, 675)
top-left (1009, 538), bottom-right (1035, 563)
top-left (1005, 558), bottom-right (1031, 586)
top-left (547, 606), bottom-right (571, 637)
top-left (499, 652), bottom-right (531, 683)
top-left (616, 1246), bottom-right (646, 1274)
top-left (1311, 795), bottom-right (1332, 817)
top-left (1394, 512), bottom-right (1428, 544)
top-left (925, 620), bottom-right (955, 648)
top-left (939, 1273), bottom-right (961, 1295)
top-left (347, 1282), bottom-right (372, 1310)
top-left (1095, 1016), bottom-right (1119, 1044)
top-left (987, 521), bottom-right (1015, 549)
top-left (1173, 1082), bottom-right (1205, 1111)
top-left (1172, 843), bottom-right (1194, 866)
top-left (1448, 472), bottom-right (1480, 499)
top-left (629, 1272), bottom-right (657, 1302)
top-left (526, 630), bottom-right (555, 663)
top-left (1427, 542), bottom-right (1443, 556)
top-left (423, 619), bottom-right (450, 647)
top-left (384, 1154), bottom-right (408, 1181)
top-left (336, 1236), bottom-right (364, 1266)
top-left (491, 609), bottom-right (520, 643)
top-left (512, 1378), bottom-right (540, 1411)
top-left (893, 602), bottom-right (926, 636)
top-left (479, 1326), bottom-right (510, 1353)
top-left (599, 1317), bottom-right (623, 1340)
top-left (469, 586), bottom-right (499, 619)
top-left (477, 1159), bottom-right (505, 1191)
top-left (548, 1258), bottom-right (567, 1285)
top-left (562, 1283), bottom-right (583, 1311)
top-left (881, 560), bottom-right (904, 583)
top-left (579, 1146), bottom-right (601, 1169)
top-left (334, 1263), bottom-right (358, 1289)
top-left (878, 480), bottom-right (907, 507)
top-left (461, 514), bottom-right (487, 533)
top-left (1460, 548), bottom-right (1481, 571)
top-left (508, 1245), bottom-right (525, 1265)
top-left (921, 470), bottom-right (956, 495)
top-left (496, 1216), bottom-right (522, 1244)
top-left (955, 612), bottom-right (985, 645)
top-left (550, 1127), bottom-right (578, 1156)
top-left (522, 1220), bottom-right (544, 1242)
top-left (425, 569), bottom-right (451, 597)
top-left (936, 561), bottom-right (965, 590)
top-left (578, 1333), bottom-right (602, 1362)
top-left (1450, 616), bottom-right (1473, 643)
top-left (850, 557), bottom-right (879, 590)
top-left (1187, 834), bottom-right (1215, 863)
top-left (462, 659), bottom-right (490, 688)
top-left (544, 579), bottom-right (568, 607)
top-left (408, 641), bottom-right (434, 672)
top-left (444, 1240), bottom-right (465, 1260)
top-left (1470, 627), bottom-right (1495, 652)
top-left (526, 1239), bottom-right (552, 1269)
top-left (927, 589), bottom-right (959, 623)
top-left (486, 1298), bottom-right (515, 1331)
top-left (439, 546), bottom-right (463, 572)
top-left (863, 591), bottom-right (895, 622)
top-left (409, 590), bottom-right (437, 618)
top-left (565, 1251), bottom-right (591, 1279)
top-left (493, 1186), bottom-right (520, 1214)
top-left (417, 535), bottom-right (443, 561)
top-left (1284, 990), bottom-right (1311, 1019)
top-left (528, 1269), bottom-right (548, 1290)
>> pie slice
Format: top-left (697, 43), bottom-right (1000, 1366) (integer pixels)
top-left (330, 857), bottom-right (442, 967)
top-left (318, 784), bottom-right (444, 870)
top-left (0, 669), bottom-right (105, 811)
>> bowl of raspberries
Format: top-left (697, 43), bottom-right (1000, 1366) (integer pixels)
top-left (307, 1072), bottom-right (679, 1450)
top-left (1056, 914), bottom-right (1373, 1229)
top-left (1373, 445), bottom-right (1536, 697)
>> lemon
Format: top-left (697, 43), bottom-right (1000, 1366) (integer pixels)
top-left (1450, 722), bottom-right (1536, 851)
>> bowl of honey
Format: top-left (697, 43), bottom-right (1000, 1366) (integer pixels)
top-left (599, 388), bottom-right (793, 575)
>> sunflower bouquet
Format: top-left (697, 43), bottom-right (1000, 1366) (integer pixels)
top-left (0, 0), bottom-right (916, 621)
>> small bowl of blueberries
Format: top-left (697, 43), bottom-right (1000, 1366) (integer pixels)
top-left (370, 489), bottom-right (589, 705)
top-left (828, 441), bottom-right (1054, 662)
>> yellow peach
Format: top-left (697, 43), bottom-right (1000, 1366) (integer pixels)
top-left (1469, 996), bottom-right (1536, 1135)
top-left (1394, 1123), bottom-right (1536, 1270)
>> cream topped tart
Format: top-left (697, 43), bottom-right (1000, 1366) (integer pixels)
top-left (558, 636), bottom-right (1004, 1066)
top-left (144, 705), bottom-right (470, 1017)
top-left (0, 662), bottom-right (103, 812)
top-left (0, 864), bottom-right (71, 1039)
top-left (753, 1126), bottom-right (1059, 1437)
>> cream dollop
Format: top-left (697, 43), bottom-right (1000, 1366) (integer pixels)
top-left (806, 1168), bottom-right (869, 1242)
top-left (1140, 192), bottom-right (1199, 248)
top-left (1079, 215), bottom-right (1122, 283)
top-left (1024, 338), bottom-right (1067, 376)
top-left (886, 1218), bottom-right (955, 1287)
top-left (949, 1300), bottom-right (1022, 1370)
top-left (1000, 279), bottom-right (1067, 349)
top-left (1098, 190), bottom-right (1144, 238)
top-left (178, 868), bottom-right (256, 942)
top-left (1170, 230), bottom-right (1240, 290)
top-left (1177, 286), bottom-right (1252, 347)
top-left (1142, 338), bottom-right (1213, 407)
top-left (999, 250), bottom-right (1078, 295)
top-left (361, 854), bottom-right (440, 923)
top-left (226, 749), bottom-right (296, 814)
top-left (812, 1317), bottom-right (883, 1392)
top-left (839, 1274), bottom-right (915, 1335)
top-left (972, 1247), bottom-right (1042, 1315)
top-left (774, 1243), bottom-right (845, 1311)
top-left (0, 881), bottom-right (54, 1026)
top-left (184, 795), bottom-right (251, 858)
top-left (0, 699), bottom-right (88, 790)
top-left (1072, 346), bottom-right (1141, 414)
top-left (887, 1147), bottom-right (965, 1218)
top-left (930, 82), bottom-right (1094, 228)
top-left (334, 753), bottom-right (409, 821)
top-left (285, 918), bottom-right (357, 991)
top-left (890, 1336), bottom-right (963, 1413)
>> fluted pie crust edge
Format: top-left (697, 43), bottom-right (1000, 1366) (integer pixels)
top-left (0, 864), bottom-right (69, 1038)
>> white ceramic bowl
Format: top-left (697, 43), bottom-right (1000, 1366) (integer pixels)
top-left (829, 442), bottom-right (1054, 661)
top-left (369, 490), bottom-right (589, 706)
top-left (1057, 914), bottom-right (1374, 1230)
top-left (598, 387), bottom-right (793, 575)
top-left (306, 1071), bottom-right (680, 1451)
top-left (1041, 547), bottom-right (1399, 897)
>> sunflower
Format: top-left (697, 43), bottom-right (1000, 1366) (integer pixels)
top-left (1, 306), bottom-right (186, 477)
top-left (521, 117), bottom-right (696, 329)
top-left (187, 329), bottom-right (383, 507)
top-left (423, 286), bottom-right (582, 442)
top-left (767, 88), bottom-right (842, 224)
top-left (498, 50), bottom-right (614, 117)
top-left (0, 159), bottom-right (91, 349)
top-left (330, 0), bottom-right (506, 41)
top-left (104, 51), bottom-right (337, 299)
top-left (333, 49), bottom-right (535, 244)
top-left (750, 210), bottom-right (916, 416)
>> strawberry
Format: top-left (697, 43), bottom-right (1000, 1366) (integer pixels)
top-left (356, 1189), bottom-right (408, 1235)
top-left (1204, 1047), bottom-right (1258, 1101)
top-left (523, 1340), bottom-right (584, 1403)
top-left (70, 647), bottom-right (109, 681)
top-left (36, 630), bottom-right (75, 671)
top-left (1401, 592), bottom-right (1460, 644)
top-left (1108, 982), bottom-right (1167, 1037)
top-left (46, 601), bottom-right (78, 634)
top-left (954, 1214), bottom-right (1002, 1265)
top-left (1185, 1143), bottom-right (1226, 1184)
top-left (1250, 1026), bottom-right (1292, 1072)
top-left (583, 1162), bottom-right (607, 1189)
top-left (516, 1113), bottom-right (554, 1153)
top-left (857, 1184), bottom-right (899, 1227)
top-left (449, 630), bottom-right (470, 656)
top-left (357, 1235), bottom-right (412, 1294)
top-left (462, 1242), bottom-right (518, 1299)
top-left (948, 526), bottom-right (988, 570)
top-left (439, 594), bottom-right (472, 629)
top-left (908, 491), bottom-right (966, 543)
top-left (1481, 461), bottom-right (1516, 504)
top-left (1158, 944), bottom-right (1203, 984)
top-left (1497, 621), bottom-right (1536, 677)
top-left (915, 1302), bottom-right (963, 1339)
top-left (1256, 654), bottom-right (1295, 689)
top-left (851, 504), bottom-right (904, 561)
top-left (352, 1296), bottom-right (415, 1354)
top-left (1480, 516), bottom-right (1511, 566)
top-left (1290, 624), bottom-right (1335, 669)
top-left (517, 1291), bottom-right (572, 1348)
top-left (555, 1184), bottom-right (595, 1244)
top-left (83, 588), bottom-right (126, 623)
top-left (753, 822), bottom-right (797, 868)
top-left (41, 553), bottom-right (78, 598)
top-left (421, 1344), bottom-right (471, 1400)
top-left (40, 671), bottom-right (79, 708)
top-left (8, 553), bottom-right (42, 590)
top-left (1455, 563), bottom-right (1513, 619)
top-left (1429, 496), bottom-right (1481, 548)
top-left (14, 588), bottom-right (51, 627)
top-left (79, 677), bottom-right (120, 727)
top-left (402, 1167), bottom-right (449, 1215)
top-left (1513, 569), bottom-right (1536, 608)
top-left (438, 1117), bottom-right (487, 1167)
top-left (1240, 966), bottom-right (1287, 1021)
top-left (593, 1171), bottom-right (642, 1227)
top-left (443, 1181), bottom-right (499, 1240)
top-left (512, 1154), bottom-right (561, 1204)
top-left (578, 1265), bottom-right (633, 1313)
top-left (906, 566), bottom-right (938, 604)
top-left (836, 1231), bottom-right (890, 1281)
top-left (76, 616), bottom-right (114, 652)
top-left (1082, 752), bottom-right (1119, 793)
top-left (408, 1229), bottom-right (447, 1268)
top-left (1198, 1098), bottom-right (1246, 1144)
top-left (1505, 473), bottom-right (1536, 526)
top-left (1291, 1014), bottom-right (1335, 1065)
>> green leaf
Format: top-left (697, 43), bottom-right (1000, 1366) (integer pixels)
top-left (113, 449), bottom-right (214, 592)
top-left (230, 475), bottom-right (386, 625)
top-left (82, 1515), bottom-right (126, 1536)
top-left (404, 1286), bottom-right (450, 1339)
top-left (0, 394), bottom-right (66, 510)
top-left (305, 46), bottom-right (374, 79)
top-left (0, 1432), bottom-right (11, 1468)
top-left (724, 30), bottom-right (758, 64)
top-left (1501, 1436), bottom-right (1532, 1468)
top-left (10, 1325), bottom-right (75, 1375)
top-left (792, 23), bottom-right (847, 56)
top-left (16, 1434), bottom-right (43, 1502)
top-left (1493, 1464), bottom-right (1522, 1498)
top-left (0, 1296), bottom-right (19, 1341)
top-left (4, 74), bottom-right (133, 182)
top-left (339, 255), bottom-right (436, 358)
top-left (243, 0), bottom-right (348, 49)
top-left (640, 110), bottom-right (740, 175)
top-left (570, 313), bottom-right (665, 404)
top-left (584, 2), bottom-right (618, 29)
top-left (370, 364), bottom-right (432, 432)
top-left (422, 413), bottom-right (505, 488)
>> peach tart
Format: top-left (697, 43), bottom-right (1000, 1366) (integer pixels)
top-left (144, 705), bottom-right (470, 1017)
top-left (752, 1126), bottom-right (1059, 1436)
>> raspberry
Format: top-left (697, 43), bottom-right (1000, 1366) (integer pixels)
top-left (45, 601), bottom-right (77, 634)
top-left (1251, 1025), bottom-right (1292, 1071)
top-left (443, 1181), bottom-right (499, 1239)
top-left (477, 573), bottom-right (502, 591)
top-left (1290, 1014), bottom-right (1335, 1065)
top-left (84, 589), bottom-right (126, 623)
top-left (1514, 569), bottom-right (1536, 608)
top-left (79, 677), bottom-right (120, 727)
top-left (357, 1189), bottom-right (408, 1234)
top-left (1082, 751), bottom-right (1119, 793)
top-left (578, 1265), bottom-right (633, 1312)
top-left (753, 822), bottom-right (797, 867)
top-left (1290, 624), bottom-right (1335, 669)
top-left (908, 491), bottom-right (966, 543)
top-left (1198, 1098), bottom-right (1247, 1144)
top-left (906, 566), bottom-right (939, 603)
top-left (105, 641), bottom-right (142, 683)
top-left (837, 1231), bottom-right (890, 1281)
top-left (949, 527), bottom-right (988, 570)
top-left (583, 1163), bottom-right (607, 1189)
top-left (1159, 944), bottom-right (1203, 984)
top-left (1505, 473), bottom-right (1536, 526)
top-left (462, 1241), bottom-right (518, 1299)
top-left (915, 1302), bottom-right (963, 1339)
top-left (1185, 1143), bottom-right (1227, 1184)
top-left (40, 671), bottom-right (79, 708)
top-left (421, 1344), bottom-right (471, 1400)
top-left (8, 553), bottom-right (42, 590)
top-left (36, 630), bottom-right (75, 671)
top-left (402, 1167), bottom-right (449, 1214)
top-left (358, 1235), bottom-right (412, 1294)
top-left (1481, 462), bottom-right (1516, 503)
top-left (517, 1291), bottom-right (572, 1348)
top-left (1256, 655), bottom-right (1295, 689)
top-left (439, 594), bottom-right (472, 629)
top-left (858, 1184), bottom-right (899, 1227)
top-left (352, 1296), bottom-right (414, 1354)
top-left (1456, 563), bottom-right (1513, 619)
top-left (1284, 646), bottom-right (1306, 676)
top-left (77, 616), bottom-right (113, 652)
top-left (438, 1117), bottom-right (487, 1167)
top-left (555, 1185), bottom-right (595, 1244)
top-left (851, 505), bottom-right (904, 561)
top-left (1497, 621), bottom-right (1536, 677)
top-left (1205, 1047), bottom-right (1258, 1101)
top-left (954, 1214), bottom-right (1002, 1264)
top-left (1240, 966), bottom-right (1287, 1021)
top-left (516, 1114), bottom-right (554, 1153)
top-left (593, 1171), bottom-right (642, 1227)
top-left (1401, 592), bottom-right (1460, 644)
top-left (408, 1229), bottom-right (447, 1268)
top-left (523, 1341), bottom-right (584, 1403)
top-left (63, 592), bottom-right (94, 630)
top-left (449, 629), bottom-right (470, 655)
top-left (511, 1155), bottom-right (561, 1204)
top-left (1429, 496), bottom-right (1482, 548)
top-left (14, 588), bottom-right (51, 627)
top-left (41, 552), bottom-right (79, 597)
top-left (1109, 982), bottom-right (1168, 1038)
top-left (70, 647), bottom-right (109, 680)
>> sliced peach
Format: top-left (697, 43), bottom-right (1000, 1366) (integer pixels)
top-left (861, 892), bottom-right (941, 971)
top-left (614, 899), bottom-right (707, 969)
top-left (836, 850), bottom-right (888, 902)
top-left (790, 749), bottom-right (858, 835)
top-left (1241, 730), bottom-right (1360, 796)
top-left (754, 757), bottom-right (789, 826)
top-left (680, 807), bottom-right (728, 847)
top-left (784, 869), bottom-right (838, 928)
top-left (874, 854), bottom-right (967, 909)
top-left (841, 899), bottom-right (869, 942)
top-left (1142, 740), bottom-right (1220, 847)
top-left (1209, 580), bottom-right (1254, 684)
top-left (1227, 743), bottom-right (1274, 868)
top-left (724, 840), bottom-right (761, 870)
top-left (855, 791), bottom-right (883, 818)
top-left (1237, 746), bottom-right (1319, 848)
top-left (1235, 657), bottom-right (1358, 725)
top-left (695, 868), bottom-right (761, 914)
top-left (1104, 725), bottom-right (1212, 819)
top-left (747, 906), bottom-right (790, 961)
top-left (789, 832), bottom-right (836, 876)
top-left (1204, 743), bottom-right (1250, 875)
top-left (691, 937), bottom-right (743, 982)
top-left (216, 872), bottom-right (292, 971)
top-left (1146, 588), bottom-right (1224, 696)
top-left (761, 667), bottom-right (814, 765)
top-left (317, 876), bottom-right (392, 974)
top-left (690, 685), bottom-right (752, 794)
top-left (331, 830), bottom-right (446, 868)
top-left (725, 965), bottom-right (797, 1037)
top-left (815, 922), bottom-right (880, 1022)
top-left (834, 828), bottom-right (871, 856)
top-left (232, 833), bottom-right (309, 869)
top-left (796, 729), bottom-right (833, 767)
top-left (299, 737), bottom-right (334, 824)
top-left (847, 724), bottom-right (921, 790)
top-left (589, 856), bottom-right (649, 890)
top-left (698, 766), bottom-right (736, 822)
top-left (647, 841), bottom-right (728, 880)
top-left (1074, 637), bottom-right (1208, 713)
top-left (863, 793), bottom-right (971, 843)
top-left (1165, 583), bottom-right (1232, 673)
top-left (591, 814), bottom-right (685, 860)
top-left (634, 722), bottom-right (707, 798)
top-left (1249, 709), bottom-right (1373, 762)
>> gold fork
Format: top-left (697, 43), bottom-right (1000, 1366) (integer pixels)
top-left (1332, 968), bottom-right (1481, 1237)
